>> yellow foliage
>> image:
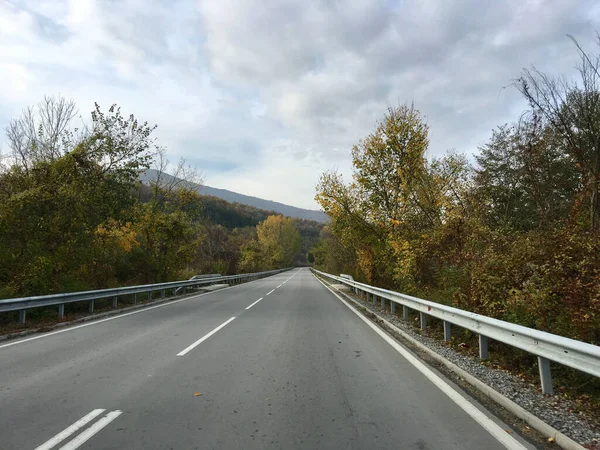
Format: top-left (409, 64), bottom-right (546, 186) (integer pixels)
top-left (95, 221), bottom-right (138, 253)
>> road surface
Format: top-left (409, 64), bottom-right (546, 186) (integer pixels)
top-left (0, 268), bottom-right (535, 449)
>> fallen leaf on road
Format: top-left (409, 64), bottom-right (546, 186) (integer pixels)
top-left (194, 392), bottom-right (202, 397)
top-left (548, 437), bottom-right (555, 443)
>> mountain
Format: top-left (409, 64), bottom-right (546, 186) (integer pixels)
top-left (139, 169), bottom-right (329, 223)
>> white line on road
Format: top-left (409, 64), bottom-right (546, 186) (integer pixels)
top-left (266, 289), bottom-right (275, 296)
top-left (176, 317), bottom-right (236, 356)
top-left (57, 410), bottom-right (122, 450)
top-left (34, 409), bottom-right (106, 450)
top-left (245, 298), bottom-right (263, 310)
top-left (277, 284), bottom-right (282, 288)
top-left (314, 276), bottom-right (528, 450)
top-left (0, 274), bottom-right (271, 350)
top-left (285, 270), bottom-right (300, 282)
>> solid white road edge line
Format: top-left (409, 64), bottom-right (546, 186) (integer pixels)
top-left (0, 273), bottom-right (277, 351)
top-left (314, 275), bottom-right (528, 450)
top-left (57, 410), bottom-right (122, 450)
top-left (245, 298), bottom-right (263, 310)
top-left (176, 317), bottom-right (236, 356)
top-left (266, 289), bottom-right (275, 296)
top-left (34, 409), bottom-right (106, 450)
top-left (277, 284), bottom-right (282, 288)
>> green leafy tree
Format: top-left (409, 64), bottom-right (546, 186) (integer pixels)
top-left (0, 99), bottom-right (157, 296)
top-left (474, 116), bottom-right (580, 231)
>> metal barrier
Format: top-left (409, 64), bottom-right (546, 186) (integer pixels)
top-left (0, 268), bottom-right (291, 325)
top-left (312, 268), bottom-right (600, 395)
top-left (174, 274), bottom-right (222, 295)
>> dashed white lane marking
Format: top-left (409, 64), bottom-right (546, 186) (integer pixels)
top-left (245, 298), bottom-right (263, 310)
top-left (0, 273), bottom-right (272, 351)
top-left (266, 289), bottom-right (275, 296)
top-left (34, 409), bottom-right (122, 450)
top-left (277, 284), bottom-right (282, 288)
top-left (176, 317), bottom-right (236, 356)
top-left (58, 410), bottom-right (122, 450)
top-left (314, 275), bottom-right (527, 450)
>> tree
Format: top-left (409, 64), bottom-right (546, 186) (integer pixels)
top-left (310, 225), bottom-right (357, 275)
top-left (474, 117), bottom-right (579, 230)
top-left (516, 34), bottom-right (600, 230)
top-left (239, 215), bottom-right (301, 271)
top-left (315, 104), bottom-right (470, 288)
top-left (351, 104), bottom-right (429, 228)
top-left (0, 100), bottom-right (158, 296)
top-left (5, 96), bottom-right (78, 173)
top-left (130, 150), bottom-right (204, 283)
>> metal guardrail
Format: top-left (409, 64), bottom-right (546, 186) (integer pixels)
top-left (312, 268), bottom-right (600, 395)
top-left (190, 274), bottom-right (221, 280)
top-left (174, 274), bottom-right (222, 295)
top-left (0, 268), bottom-right (291, 325)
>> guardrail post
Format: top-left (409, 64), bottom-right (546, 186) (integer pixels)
top-left (148, 291), bottom-right (152, 302)
top-left (19, 309), bottom-right (26, 324)
top-left (58, 304), bottom-right (65, 320)
top-left (161, 289), bottom-right (165, 298)
top-left (89, 300), bottom-right (94, 313)
top-left (390, 301), bottom-right (396, 314)
top-left (538, 356), bottom-right (553, 395)
top-left (443, 321), bottom-right (451, 341)
top-left (403, 305), bottom-right (409, 321)
top-left (479, 335), bottom-right (489, 359)
top-left (381, 297), bottom-right (386, 310)
top-left (112, 296), bottom-right (118, 308)
top-left (134, 293), bottom-right (137, 305)
top-left (420, 312), bottom-right (427, 329)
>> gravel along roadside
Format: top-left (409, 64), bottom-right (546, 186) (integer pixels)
top-left (325, 281), bottom-right (599, 449)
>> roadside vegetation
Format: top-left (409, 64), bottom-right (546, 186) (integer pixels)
top-left (0, 98), bottom-right (318, 302)
top-left (312, 35), bottom-right (600, 401)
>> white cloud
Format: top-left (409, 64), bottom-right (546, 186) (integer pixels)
top-left (1, 0), bottom-right (600, 209)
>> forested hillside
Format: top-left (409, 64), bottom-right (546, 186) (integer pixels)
top-left (140, 168), bottom-right (329, 222)
top-left (0, 98), bottom-right (321, 298)
top-left (313, 36), bottom-right (600, 347)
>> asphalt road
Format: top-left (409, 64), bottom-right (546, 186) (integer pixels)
top-left (0, 268), bottom-right (536, 450)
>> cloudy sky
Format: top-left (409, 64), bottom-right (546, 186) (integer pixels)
top-left (1, 0), bottom-right (599, 209)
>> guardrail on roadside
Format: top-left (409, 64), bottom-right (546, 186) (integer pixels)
top-left (312, 268), bottom-right (600, 395)
top-left (0, 268), bottom-right (291, 325)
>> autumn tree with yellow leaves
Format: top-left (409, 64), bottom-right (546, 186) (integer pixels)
top-left (314, 99), bottom-right (599, 346)
top-left (239, 215), bottom-right (301, 271)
